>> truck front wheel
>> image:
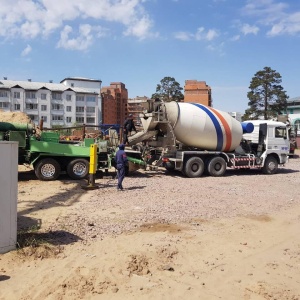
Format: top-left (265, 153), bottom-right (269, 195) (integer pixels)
top-left (35, 158), bottom-right (61, 181)
top-left (184, 157), bottom-right (204, 178)
top-left (207, 157), bottom-right (227, 177)
top-left (262, 156), bottom-right (278, 174)
top-left (67, 159), bottom-right (89, 180)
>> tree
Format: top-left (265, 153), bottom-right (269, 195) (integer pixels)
top-left (151, 76), bottom-right (184, 102)
top-left (244, 67), bottom-right (288, 120)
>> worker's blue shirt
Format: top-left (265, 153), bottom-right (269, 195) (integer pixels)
top-left (116, 149), bottom-right (128, 168)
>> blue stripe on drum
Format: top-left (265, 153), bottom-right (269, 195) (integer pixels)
top-left (190, 103), bottom-right (223, 151)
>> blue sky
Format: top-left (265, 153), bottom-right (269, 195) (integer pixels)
top-left (1, 0), bottom-right (300, 113)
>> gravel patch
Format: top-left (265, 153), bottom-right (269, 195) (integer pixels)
top-left (51, 155), bottom-right (300, 242)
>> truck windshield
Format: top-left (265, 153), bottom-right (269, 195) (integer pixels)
top-left (275, 126), bottom-right (287, 139)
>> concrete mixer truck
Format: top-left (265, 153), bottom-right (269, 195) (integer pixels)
top-left (128, 99), bottom-right (290, 177)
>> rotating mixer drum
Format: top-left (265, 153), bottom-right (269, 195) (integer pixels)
top-left (164, 102), bottom-right (243, 152)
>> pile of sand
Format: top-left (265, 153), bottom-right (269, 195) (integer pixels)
top-left (0, 110), bottom-right (32, 124)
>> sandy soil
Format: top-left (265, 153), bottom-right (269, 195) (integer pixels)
top-left (1, 151), bottom-right (300, 300)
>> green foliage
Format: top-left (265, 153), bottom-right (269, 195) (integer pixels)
top-left (245, 66), bottom-right (288, 120)
top-left (151, 76), bottom-right (184, 102)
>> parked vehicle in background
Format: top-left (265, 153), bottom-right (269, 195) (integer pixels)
top-left (277, 115), bottom-right (298, 157)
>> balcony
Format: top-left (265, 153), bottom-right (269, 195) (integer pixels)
top-left (25, 98), bottom-right (38, 104)
top-left (24, 108), bottom-right (39, 115)
top-left (51, 120), bottom-right (64, 126)
top-left (51, 109), bottom-right (64, 115)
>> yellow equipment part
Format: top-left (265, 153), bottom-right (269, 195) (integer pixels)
top-left (89, 144), bottom-right (97, 174)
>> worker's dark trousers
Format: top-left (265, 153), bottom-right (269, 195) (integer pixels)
top-left (117, 165), bottom-right (125, 189)
top-left (123, 132), bottom-right (128, 145)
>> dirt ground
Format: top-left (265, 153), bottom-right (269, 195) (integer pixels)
top-left (1, 151), bottom-right (300, 300)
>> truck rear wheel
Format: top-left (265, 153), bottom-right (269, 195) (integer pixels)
top-left (184, 157), bottom-right (204, 178)
top-left (262, 156), bottom-right (278, 174)
top-left (35, 158), bottom-right (61, 181)
top-left (67, 159), bottom-right (89, 180)
top-left (207, 157), bottom-right (226, 177)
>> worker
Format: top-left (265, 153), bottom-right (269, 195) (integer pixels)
top-left (123, 114), bottom-right (136, 145)
top-left (115, 144), bottom-right (128, 191)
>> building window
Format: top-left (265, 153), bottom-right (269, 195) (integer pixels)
top-left (66, 117), bottom-right (72, 123)
top-left (41, 93), bottom-right (47, 100)
top-left (41, 116), bottom-right (47, 122)
top-left (14, 104), bottom-right (20, 110)
top-left (66, 106), bottom-right (72, 112)
top-left (76, 117), bottom-right (84, 123)
top-left (86, 107), bottom-right (95, 113)
top-left (26, 103), bottom-right (38, 110)
top-left (28, 115), bottom-right (38, 121)
top-left (14, 92), bottom-right (20, 99)
top-left (52, 115), bottom-right (63, 121)
top-left (66, 94), bottom-right (72, 101)
top-left (52, 104), bottom-right (61, 110)
top-left (87, 96), bottom-right (96, 102)
top-left (25, 92), bottom-right (36, 99)
top-left (0, 102), bottom-right (9, 108)
top-left (76, 106), bottom-right (84, 113)
top-left (86, 117), bottom-right (95, 123)
top-left (76, 95), bottom-right (84, 102)
top-left (52, 93), bottom-right (62, 100)
top-left (41, 105), bottom-right (47, 111)
top-left (0, 91), bottom-right (8, 97)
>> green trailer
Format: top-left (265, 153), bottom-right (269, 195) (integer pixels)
top-left (0, 121), bottom-right (145, 181)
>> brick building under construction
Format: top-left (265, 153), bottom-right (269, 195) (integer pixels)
top-left (184, 80), bottom-right (212, 106)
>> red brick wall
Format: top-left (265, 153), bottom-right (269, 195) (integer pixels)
top-left (101, 82), bottom-right (128, 126)
top-left (184, 80), bottom-right (212, 106)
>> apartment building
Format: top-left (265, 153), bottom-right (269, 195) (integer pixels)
top-left (101, 82), bottom-right (128, 126)
top-left (0, 77), bottom-right (101, 128)
top-left (184, 80), bottom-right (212, 106)
top-left (286, 97), bottom-right (300, 115)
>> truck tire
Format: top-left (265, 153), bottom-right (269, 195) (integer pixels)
top-left (207, 157), bottom-right (226, 177)
top-left (262, 156), bottom-right (278, 174)
top-left (67, 159), bottom-right (89, 180)
top-left (184, 157), bottom-right (204, 178)
top-left (35, 158), bottom-right (61, 181)
top-left (164, 162), bottom-right (175, 172)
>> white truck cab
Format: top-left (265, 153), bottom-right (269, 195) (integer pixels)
top-left (243, 120), bottom-right (289, 168)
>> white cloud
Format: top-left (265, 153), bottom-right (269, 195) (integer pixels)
top-left (267, 11), bottom-right (300, 36)
top-left (242, 0), bottom-right (300, 36)
top-left (240, 23), bottom-right (259, 35)
top-left (21, 44), bottom-right (32, 56)
top-left (230, 35), bottom-right (240, 41)
top-left (173, 31), bottom-right (193, 41)
top-left (0, 0), bottom-right (155, 48)
top-left (206, 42), bottom-right (225, 56)
top-left (174, 27), bottom-right (219, 42)
top-left (195, 27), bottom-right (219, 41)
top-left (57, 24), bottom-right (108, 51)
top-left (124, 15), bottom-right (158, 40)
